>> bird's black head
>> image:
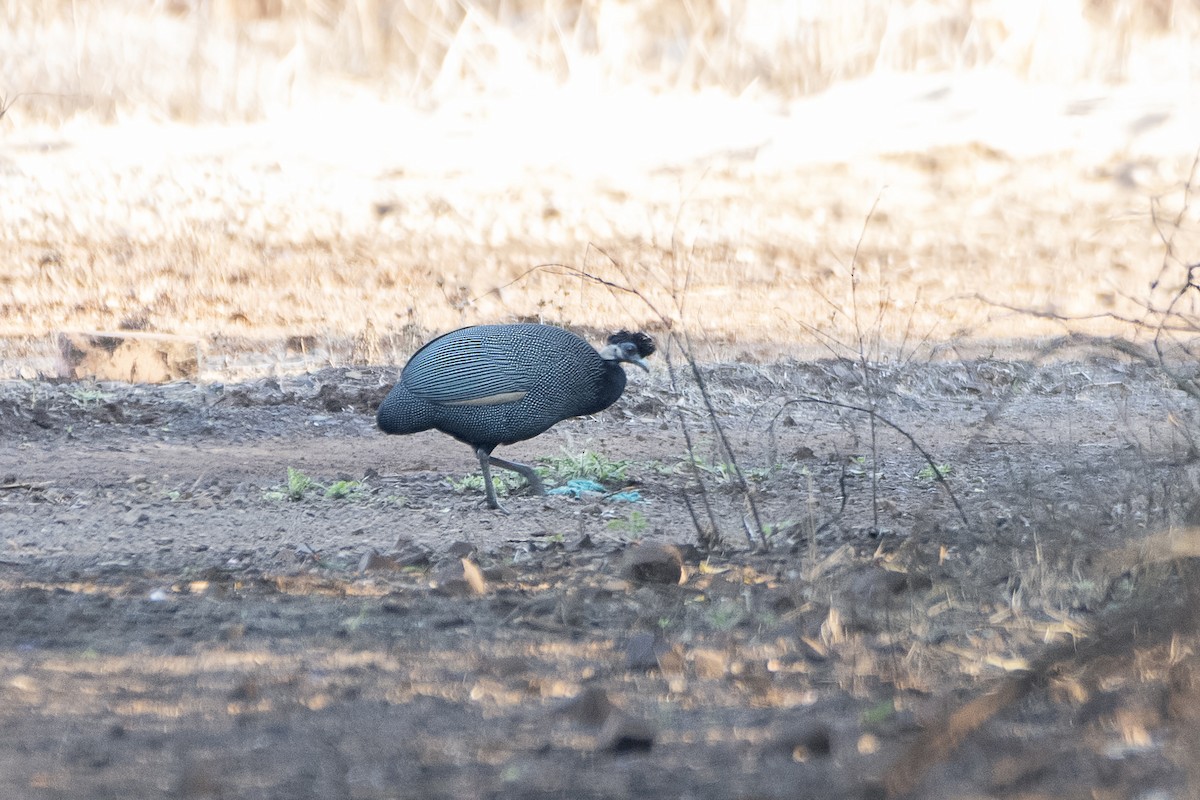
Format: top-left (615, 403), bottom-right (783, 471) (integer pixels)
top-left (600, 330), bottom-right (655, 372)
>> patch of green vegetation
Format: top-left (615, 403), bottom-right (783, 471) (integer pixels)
top-left (446, 473), bottom-right (523, 496)
top-left (848, 455), bottom-right (887, 479)
top-left (762, 519), bottom-right (799, 540)
top-left (753, 611), bottom-right (780, 631)
top-left (324, 479), bottom-right (363, 499)
top-left (705, 600), bottom-right (745, 631)
top-left (340, 603), bottom-right (371, 633)
top-left (642, 459), bottom-right (682, 476)
top-left (286, 467), bottom-right (314, 499)
top-left (862, 698), bottom-right (896, 725)
top-left (688, 455), bottom-right (770, 483)
top-left (67, 386), bottom-right (110, 408)
top-left (915, 463), bottom-right (953, 482)
top-left (540, 449), bottom-right (632, 485)
top-left (606, 509), bottom-right (649, 538)
top-left (262, 468), bottom-right (365, 502)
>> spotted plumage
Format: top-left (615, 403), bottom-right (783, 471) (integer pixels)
top-left (377, 324), bottom-right (655, 511)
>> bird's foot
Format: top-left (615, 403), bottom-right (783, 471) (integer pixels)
top-left (484, 494), bottom-right (511, 514)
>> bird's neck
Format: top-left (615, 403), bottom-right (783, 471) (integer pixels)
top-left (586, 361), bottom-right (628, 415)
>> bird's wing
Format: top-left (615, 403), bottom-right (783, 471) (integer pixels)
top-left (401, 329), bottom-right (533, 406)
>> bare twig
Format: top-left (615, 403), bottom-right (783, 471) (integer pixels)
top-left (850, 192), bottom-right (886, 534)
top-left (663, 347), bottom-right (725, 550)
top-left (772, 396), bottom-right (970, 528)
top-left (1149, 146), bottom-right (1200, 291)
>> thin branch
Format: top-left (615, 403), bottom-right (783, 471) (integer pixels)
top-left (773, 396), bottom-right (970, 528)
top-left (663, 346), bottom-right (725, 550)
top-left (1149, 146), bottom-right (1200, 290)
top-left (677, 331), bottom-right (768, 549)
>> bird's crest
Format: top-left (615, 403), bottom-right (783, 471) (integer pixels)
top-left (607, 330), bottom-right (656, 359)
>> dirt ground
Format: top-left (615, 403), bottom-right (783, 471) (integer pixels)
top-left (7, 3), bottom-right (1200, 796)
top-left (3, 351), bottom-right (1200, 799)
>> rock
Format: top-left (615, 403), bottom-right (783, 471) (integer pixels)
top-left (430, 558), bottom-right (487, 597)
top-left (625, 632), bottom-right (662, 671)
top-left (622, 543), bottom-right (684, 585)
top-left (599, 712), bottom-right (656, 754)
top-left (358, 550), bottom-right (401, 573)
top-left (555, 686), bottom-right (613, 727)
top-left (360, 544), bottom-right (431, 573)
top-left (847, 566), bottom-right (930, 604)
top-left (481, 565), bottom-right (518, 583)
top-left (447, 541), bottom-right (476, 557)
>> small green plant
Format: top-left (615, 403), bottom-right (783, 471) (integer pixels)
top-left (447, 473), bottom-right (522, 496)
top-left (341, 603), bottom-right (371, 633)
top-left (67, 387), bottom-right (109, 408)
top-left (706, 600), bottom-right (744, 631)
top-left (540, 449), bottom-right (631, 485)
top-left (848, 455), bottom-right (886, 480)
top-left (643, 459), bottom-right (681, 476)
top-left (262, 468), bottom-right (364, 501)
top-left (324, 479), bottom-right (362, 499)
top-left (286, 467), bottom-right (314, 499)
top-left (688, 456), bottom-right (771, 483)
top-left (446, 474), bottom-right (484, 493)
top-left (606, 510), bottom-right (649, 538)
top-left (915, 463), bottom-right (953, 482)
top-left (862, 698), bottom-right (896, 725)
top-left (762, 520), bottom-right (798, 539)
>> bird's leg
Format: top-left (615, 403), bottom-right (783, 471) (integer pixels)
top-left (487, 455), bottom-right (546, 496)
top-left (475, 447), bottom-right (509, 514)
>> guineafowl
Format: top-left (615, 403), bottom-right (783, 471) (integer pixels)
top-left (377, 324), bottom-right (655, 511)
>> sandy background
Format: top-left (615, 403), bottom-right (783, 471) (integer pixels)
top-left (1, 0), bottom-right (1199, 377)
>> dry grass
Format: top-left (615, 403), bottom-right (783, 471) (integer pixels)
top-left (2, 0), bottom-right (1199, 373)
top-left (5, 0), bottom-right (1198, 117)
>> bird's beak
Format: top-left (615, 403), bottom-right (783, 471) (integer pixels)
top-left (629, 356), bottom-right (650, 372)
